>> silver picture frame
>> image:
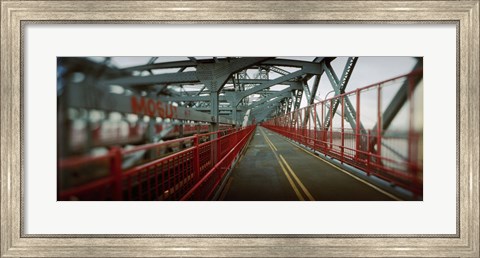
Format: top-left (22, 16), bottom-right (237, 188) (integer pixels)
top-left (1, 1), bottom-right (478, 257)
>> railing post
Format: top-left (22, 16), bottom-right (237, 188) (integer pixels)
top-left (329, 99), bottom-right (333, 151)
top-left (367, 130), bottom-right (371, 176)
top-left (216, 131), bottom-right (221, 162)
top-left (355, 89), bottom-right (361, 161)
top-left (407, 75), bottom-right (419, 198)
top-left (313, 103), bottom-right (317, 151)
top-left (110, 147), bottom-right (123, 201)
top-left (193, 134), bottom-right (200, 182)
top-left (341, 96), bottom-right (345, 164)
top-left (234, 127), bottom-right (238, 150)
top-left (410, 132), bottom-right (420, 199)
top-left (321, 101), bottom-right (325, 152)
top-left (305, 109), bottom-right (308, 146)
top-left (377, 85), bottom-right (382, 166)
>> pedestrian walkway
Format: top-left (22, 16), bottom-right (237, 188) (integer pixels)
top-left (221, 127), bottom-right (401, 201)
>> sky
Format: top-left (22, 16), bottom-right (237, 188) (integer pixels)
top-left (317, 57), bottom-right (416, 99)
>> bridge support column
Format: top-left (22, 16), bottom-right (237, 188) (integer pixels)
top-left (232, 105), bottom-right (238, 127)
top-left (210, 89), bottom-right (219, 132)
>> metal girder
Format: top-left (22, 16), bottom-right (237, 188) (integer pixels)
top-left (161, 95), bottom-right (220, 102)
top-left (164, 85), bottom-right (297, 115)
top-left (120, 57), bottom-right (326, 74)
top-left (245, 84), bottom-right (302, 109)
top-left (261, 65), bottom-right (289, 76)
top-left (302, 67), bottom-right (324, 128)
top-left (235, 66), bottom-right (320, 106)
top-left (248, 94), bottom-right (290, 117)
top-left (309, 73), bottom-right (322, 105)
top-left (122, 60), bottom-right (198, 72)
top-left (302, 80), bottom-right (322, 127)
top-left (302, 57), bottom-right (327, 82)
top-left (250, 100), bottom-right (285, 116)
top-left (104, 57), bottom-right (272, 88)
top-left (303, 82), bottom-right (311, 103)
top-left (62, 57), bottom-right (359, 130)
top-left (58, 57), bottom-right (131, 80)
top-left (250, 106), bottom-right (279, 124)
top-left (262, 59), bottom-right (324, 68)
top-left (373, 59), bottom-right (423, 133)
top-left (194, 85), bottom-right (207, 95)
top-left (322, 57), bottom-right (360, 131)
top-left (199, 57), bottom-right (272, 91)
top-left (253, 108), bottom-right (276, 123)
top-left (293, 89), bottom-right (303, 111)
top-left (224, 80), bottom-right (300, 105)
top-left (234, 79), bottom-right (299, 85)
top-left (369, 59), bottom-right (424, 150)
top-left (115, 57), bottom-right (272, 130)
top-left (101, 71), bottom-right (199, 86)
top-left (193, 106), bottom-right (244, 112)
top-left (66, 84), bottom-right (234, 124)
top-left (286, 95), bottom-right (294, 114)
top-left (199, 57), bottom-right (273, 131)
top-left (248, 92), bottom-right (292, 111)
top-left (284, 99), bottom-right (290, 114)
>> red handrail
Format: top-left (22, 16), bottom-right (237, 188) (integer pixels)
top-left (262, 70), bottom-right (423, 196)
top-left (58, 125), bottom-right (256, 201)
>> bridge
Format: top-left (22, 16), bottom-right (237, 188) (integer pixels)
top-left (57, 56), bottom-right (423, 201)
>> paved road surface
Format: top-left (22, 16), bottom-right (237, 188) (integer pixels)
top-left (221, 127), bottom-right (400, 201)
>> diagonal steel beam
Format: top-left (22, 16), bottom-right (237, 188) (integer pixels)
top-left (292, 89), bottom-right (303, 111)
top-left (200, 57), bottom-right (273, 131)
top-left (102, 57), bottom-right (273, 88)
top-left (262, 59), bottom-right (324, 68)
top-left (246, 88), bottom-right (299, 110)
top-left (369, 59), bottom-right (423, 150)
top-left (309, 72), bottom-right (323, 105)
top-left (250, 92), bottom-right (291, 111)
top-left (302, 57), bottom-right (327, 82)
top-left (160, 95), bottom-right (223, 102)
top-left (250, 95), bottom-right (290, 115)
top-left (302, 72), bottom-right (323, 128)
top-left (189, 57), bottom-right (274, 92)
top-left (235, 65), bottom-right (321, 106)
top-left (322, 57), bottom-right (361, 131)
top-left (253, 108), bottom-right (277, 123)
top-left (121, 57), bottom-right (324, 74)
top-left (374, 59), bottom-right (423, 133)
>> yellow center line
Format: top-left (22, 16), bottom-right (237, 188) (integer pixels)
top-left (260, 128), bottom-right (304, 201)
top-left (262, 131), bottom-right (316, 201)
top-left (264, 132), bottom-right (278, 151)
top-left (279, 154), bottom-right (315, 201)
top-left (265, 128), bottom-right (403, 201)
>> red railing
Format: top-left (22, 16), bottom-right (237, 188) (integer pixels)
top-left (262, 70), bottom-right (423, 196)
top-left (69, 121), bottom-right (212, 151)
top-left (58, 125), bottom-right (256, 201)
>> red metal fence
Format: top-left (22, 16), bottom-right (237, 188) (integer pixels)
top-left (70, 120), bottom-right (214, 151)
top-left (58, 125), bottom-right (256, 201)
top-left (262, 70), bottom-right (423, 196)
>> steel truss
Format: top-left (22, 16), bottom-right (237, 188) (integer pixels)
top-left (57, 56), bottom-right (393, 154)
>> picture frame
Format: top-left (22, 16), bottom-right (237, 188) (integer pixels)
top-left (1, 0), bottom-right (478, 257)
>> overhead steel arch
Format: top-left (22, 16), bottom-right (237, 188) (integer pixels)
top-left (58, 56), bottom-right (377, 153)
